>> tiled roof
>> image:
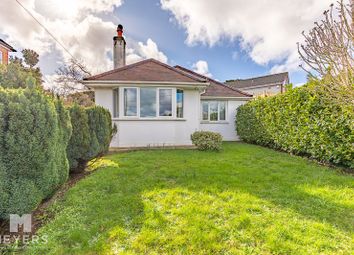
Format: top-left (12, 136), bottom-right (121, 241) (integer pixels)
top-left (174, 65), bottom-right (252, 98)
top-left (84, 59), bottom-right (207, 83)
top-left (0, 39), bottom-right (16, 52)
top-left (225, 72), bottom-right (289, 89)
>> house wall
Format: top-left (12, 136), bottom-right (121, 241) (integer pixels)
top-left (200, 99), bottom-right (247, 141)
top-left (242, 85), bottom-right (282, 96)
top-left (0, 46), bottom-right (9, 65)
top-left (94, 87), bottom-right (200, 147)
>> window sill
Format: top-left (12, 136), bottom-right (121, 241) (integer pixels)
top-left (200, 121), bottom-right (229, 124)
top-left (112, 118), bottom-right (187, 121)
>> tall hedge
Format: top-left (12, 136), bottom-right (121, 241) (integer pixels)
top-left (67, 105), bottom-right (113, 172)
top-left (0, 88), bottom-right (72, 218)
top-left (236, 81), bottom-right (354, 169)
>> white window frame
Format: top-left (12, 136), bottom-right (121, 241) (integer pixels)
top-left (119, 87), bottom-right (177, 119)
top-left (201, 101), bottom-right (227, 122)
top-left (0, 51), bottom-right (3, 65)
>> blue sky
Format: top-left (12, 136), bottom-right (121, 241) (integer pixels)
top-left (0, 0), bottom-right (335, 86)
top-left (113, 0), bottom-right (305, 84)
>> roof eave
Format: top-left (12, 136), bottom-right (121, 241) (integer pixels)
top-left (82, 80), bottom-right (209, 88)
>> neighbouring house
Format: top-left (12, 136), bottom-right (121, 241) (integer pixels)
top-left (225, 72), bottom-right (289, 96)
top-left (83, 25), bottom-right (252, 148)
top-left (0, 39), bottom-right (16, 65)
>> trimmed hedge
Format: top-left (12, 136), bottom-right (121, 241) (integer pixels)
top-left (67, 105), bottom-right (114, 172)
top-left (236, 81), bottom-right (354, 168)
top-left (191, 131), bottom-right (223, 151)
top-left (0, 88), bottom-right (72, 218)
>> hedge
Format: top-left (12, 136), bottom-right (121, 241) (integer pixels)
top-left (236, 81), bottom-right (354, 169)
top-left (0, 88), bottom-right (72, 218)
top-left (191, 131), bottom-right (223, 151)
top-left (67, 104), bottom-right (114, 172)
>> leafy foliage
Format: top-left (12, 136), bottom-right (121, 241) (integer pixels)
top-left (191, 131), bottom-right (222, 151)
top-left (236, 80), bottom-right (354, 168)
top-left (0, 88), bottom-right (72, 218)
top-left (22, 49), bottom-right (39, 68)
top-left (67, 105), bottom-right (114, 172)
top-left (0, 58), bottom-right (41, 89)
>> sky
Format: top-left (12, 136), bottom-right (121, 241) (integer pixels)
top-left (0, 0), bottom-right (336, 86)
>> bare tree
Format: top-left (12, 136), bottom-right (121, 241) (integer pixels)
top-left (298, 0), bottom-right (353, 102)
top-left (53, 58), bottom-right (92, 96)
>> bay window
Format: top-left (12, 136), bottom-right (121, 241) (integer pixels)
top-left (119, 87), bottom-right (183, 119)
top-left (201, 101), bottom-right (227, 122)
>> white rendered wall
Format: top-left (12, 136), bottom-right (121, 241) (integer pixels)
top-left (200, 100), bottom-right (247, 141)
top-left (95, 87), bottom-right (200, 147)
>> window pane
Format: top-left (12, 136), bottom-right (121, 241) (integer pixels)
top-left (219, 101), bottom-right (226, 120)
top-left (202, 101), bottom-right (209, 120)
top-left (176, 89), bottom-right (184, 118)
top-left (209, 101), bottom-right (218, 121)
top-left (159, 89), bottom-right (172, 116)
top-left (0, 52), bottom-right (2, 64)
top-left (113, 88), bottom-right (119, 118)
top-left (124, 88), bottom-right (137, 116)
top-left (140, 88), bottom-right (156, 117)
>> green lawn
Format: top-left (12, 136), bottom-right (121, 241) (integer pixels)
top-left (25, 143), bottom-right (353, 255)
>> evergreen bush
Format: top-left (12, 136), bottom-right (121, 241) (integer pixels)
top-left (236, 81), bottom-right (354, 168)
top-left (0, 88), bottom-right (71, 218)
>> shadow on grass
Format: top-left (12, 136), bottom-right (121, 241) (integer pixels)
top-left (25, 143), bottom-right (354, 254)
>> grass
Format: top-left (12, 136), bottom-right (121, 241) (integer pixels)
top-left (25, 142), bottom-right (353, 254)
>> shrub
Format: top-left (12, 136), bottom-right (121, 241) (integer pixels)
top-left (67, 105), bottom-right (113, 172)
top-left (0, 88), bottom-right (72, 219)
top-left (191, 131), bottom-right (223, 151)
top-left (66, 104), bottom-right (90, 171)
top-left (236, 80), bottom-right (354, 168)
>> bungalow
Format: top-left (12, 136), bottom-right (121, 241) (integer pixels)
top-left (0, 39), bottom-right (16, 65)
top-left (225, 72), bottom-right (289, 96)
top-left (83, 25), bottom-right (252, 148)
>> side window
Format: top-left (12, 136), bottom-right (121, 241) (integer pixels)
top-left (0, 51), bottom-right (3, 64)
top-left (176, 89), bottom-right (184, 118)
top-left (113, 88), bottom-right (119, 118)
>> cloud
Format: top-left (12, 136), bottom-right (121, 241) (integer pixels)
top-left (160, 0), bottom-right (333, 72)
top-left (0, 0), bottom-right (167, 77)
top-left (126, 38), bottom-right (168, 64)
top-left (192, 60), bottom-right (212, 77)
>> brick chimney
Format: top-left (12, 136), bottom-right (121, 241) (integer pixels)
top-left (113, 24), bottom-right (126, 69)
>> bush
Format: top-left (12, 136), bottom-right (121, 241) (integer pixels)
top-left (0, 88), bottom-right (72, 218)
top-left (67, 105), bottom-right (113, 172)
top-left (191, 131), bottom-right (222, 151)
top-left (236, 80), bottom-right (354, 168)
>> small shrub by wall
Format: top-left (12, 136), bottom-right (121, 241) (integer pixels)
top-left (67, 105), bottom-right (114, 172)
top-left (0, 88), bottom-right (72, 218)
top-left (236, 81), bottom-right (354, 168)
top-left (191, 131), bottom-right (223, 151)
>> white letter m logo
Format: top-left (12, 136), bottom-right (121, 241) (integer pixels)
top-left (10, 214), bottom-right (32, 233)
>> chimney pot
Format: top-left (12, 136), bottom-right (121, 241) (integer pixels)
top-left (117, 24), bottom-right (123, 37)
